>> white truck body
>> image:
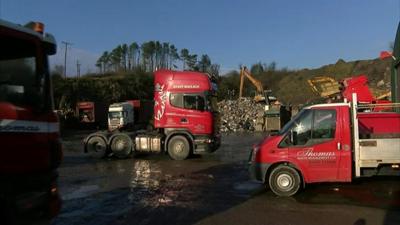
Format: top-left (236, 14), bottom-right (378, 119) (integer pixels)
top-left (351, 93), bottom-right (400, 177)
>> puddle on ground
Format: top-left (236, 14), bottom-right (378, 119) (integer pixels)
top-left (62, 185), bottom-right (100, 200)
top-left (234, 181), bottom-right (263, 193)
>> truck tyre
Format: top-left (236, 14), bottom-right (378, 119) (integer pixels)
top-left (86, 136), bottom-right (107, 158)
top-left (269, 165), bottom-right (301, 197)
top-left (168, 136), bottom-right (190, 160)
top-left (110, 134), bottom-right (133, 159)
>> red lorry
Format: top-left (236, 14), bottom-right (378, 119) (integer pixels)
top-left (76, 101), bottom-right (108, 128)
top-left (84, 69), bottom-right (220, 160)
top-left (249, 93), bottom-right (400, 196)
top-left (0, 20), bottom-right (62, 223)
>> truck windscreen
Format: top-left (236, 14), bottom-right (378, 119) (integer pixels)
top-left (278, 109), bottom-right (309, 135)
top-left (0, 48), bottom-right (44, 108)
top-left (109, 111), bottom-right (122, 119)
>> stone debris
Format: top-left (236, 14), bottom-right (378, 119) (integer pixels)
top-left (218, 98), bottom-right (266, 132)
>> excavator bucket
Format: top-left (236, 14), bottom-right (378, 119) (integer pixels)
top-left (307, 76), bottom-right (341, 98)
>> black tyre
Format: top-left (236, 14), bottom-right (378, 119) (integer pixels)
top-left (110, 134), bottom-right (133, 159)
top-left (168, 136), bottom-right (190, 160)
top-left (268, 165), bottom-right (301, 197)
top-left (86, 136), bottom-right (107, 158)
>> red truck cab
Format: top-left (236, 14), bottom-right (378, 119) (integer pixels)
top-left (153, 70), bottom-right (220, 159)
top-left (84, 70), bottom-right (220, 160)
top-left (0, 19), bottom-right (62, 223)
top-left (249, 97), bottom-right (400, 196)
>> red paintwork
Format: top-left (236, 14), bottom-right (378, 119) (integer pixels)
top-left (0, 102), bottom-right (57, 122)
top-left (0, 96), bottom-right (60, 174)
top-left (342, 75), bottom-right (374, 103)
top-left (153, 70), bottom-right (214, 135)
top-left (126, 100), bottom-right (141, 108)
top-left (0, 28), bottom-right (60, 174)
top-left (0, 129), bottom-right (59, 173)
top-left (359, 112), bottom-right (400, 135)
top-left (255, 105), bottom-right (383, 184)
top-left (380, 51), bottom-right (393, 60)
top-left (340, 75), bottom-right (392, 112)
top-left (77, 101), bottom-right (95, 109)
top-left (1, 19), bottom-right (62, 220)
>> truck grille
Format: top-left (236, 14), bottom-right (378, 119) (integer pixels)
top-left (110, 119), bottom-right (120, 126)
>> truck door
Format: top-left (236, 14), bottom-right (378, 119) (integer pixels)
top-left (286, 108), bottom-right (343, 182)
top-left (168, 93), bottom-right (211, 133)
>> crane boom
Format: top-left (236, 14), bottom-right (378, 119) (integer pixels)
top-left (239, 67), bottom-right (267, 102)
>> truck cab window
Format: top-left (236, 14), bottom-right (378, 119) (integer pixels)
top-left (312, 110), bottom-right (336, 139)
top-left (170, 93), bottom-right (205, 111)
top-left (170, 93), bottom-right (184, 108)
top-left (293, 109), bottom-right (313, 145)
top-left (0, 57), bottom-right (43, 108)
top-left (184, 95), bottom-right (197, 110)
top-left (280, 109), bottom-right (336, 147)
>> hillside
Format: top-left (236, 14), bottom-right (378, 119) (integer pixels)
top-left (52, 57), bottom-right (393, 111)
top-left (220, 57), bottom-right (392, 105)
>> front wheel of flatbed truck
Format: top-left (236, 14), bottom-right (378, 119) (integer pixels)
top-left (168, 136), bottom-right (190, 160)
top-left (269, 165), bottom-right (301, 197)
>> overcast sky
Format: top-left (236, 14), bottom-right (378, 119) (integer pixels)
top-left (1, 0), bottom-right (399, 76)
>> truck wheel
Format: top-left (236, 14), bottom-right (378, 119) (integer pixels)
top-left (269, 165), bottom-right (301, 197)
top-left (86, 136), bottom-right (107, 158)
top-left (168, 136), bottom-right (190, 160)
top-left (110, 134), bottom-right (133, 159)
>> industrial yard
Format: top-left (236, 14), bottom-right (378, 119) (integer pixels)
top-left (50, 130), bottom-right (400, 225)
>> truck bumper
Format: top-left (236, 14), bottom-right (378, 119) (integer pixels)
top-left (193, 134), bottom-right (221, 154)
top-left (248, 162), bottom-right (272, 183)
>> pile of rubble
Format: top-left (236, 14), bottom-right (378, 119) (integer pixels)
top-left (218, 98), bottom-right (266, 132)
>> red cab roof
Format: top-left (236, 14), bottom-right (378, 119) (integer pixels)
top-left (154, 70), bottom-right (211, 92)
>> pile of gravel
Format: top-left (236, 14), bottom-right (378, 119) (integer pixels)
top-left (218, 98), bottom-right (266, 132)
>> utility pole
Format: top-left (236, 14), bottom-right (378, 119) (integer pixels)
top-left (76, 60), bottom-right (81, 78)
top-left (62, 41), bottom-right (72, 78)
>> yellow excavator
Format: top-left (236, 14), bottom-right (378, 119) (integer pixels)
top-left (239, 66), bottom-right (271, 103)
top-left (307, 75), bottom-right (391, 101)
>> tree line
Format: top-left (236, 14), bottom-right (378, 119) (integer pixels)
top-left (95, 41), bottom-right (220, 77)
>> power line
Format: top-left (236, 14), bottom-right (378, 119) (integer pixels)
top-left (62, 41), bottom-right (73, 78)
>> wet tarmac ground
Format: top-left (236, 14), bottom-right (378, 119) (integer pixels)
top-left (52, 131), bottom-right (400, 225)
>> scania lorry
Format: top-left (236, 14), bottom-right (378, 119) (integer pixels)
top-left (84, 69), bottom-right (220, 160)
top-left (0, 19), bottom-right (62, 223)
top-left (108, 101), bottom-right (135, 131)
top-left (249, 93), bottom-right (400, 196)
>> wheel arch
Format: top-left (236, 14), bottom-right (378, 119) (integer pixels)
top-left (265, 161), bottom-right (306, 188)
top-left (164, 130), bottom-right (194, 154)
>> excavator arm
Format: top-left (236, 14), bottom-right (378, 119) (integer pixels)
top-left (239, 67), bottom-right (266, 102)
